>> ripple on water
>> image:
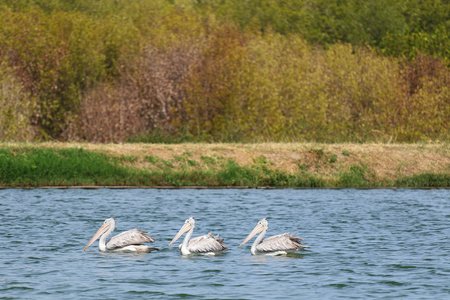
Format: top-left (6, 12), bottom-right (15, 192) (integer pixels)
top-left (378, 280), bottom-right (408, 286)
top-left (201, 269), bottom-right (222, 273)
top-left (127, 290), bottom-right (167, 296)
top-left (1, 286), bottom-right (34, 291)
top-left (1, 188), bottom-right (449, 299)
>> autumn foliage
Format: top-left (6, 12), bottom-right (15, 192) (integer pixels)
top-left (0, 1), bottom-right (449, 143)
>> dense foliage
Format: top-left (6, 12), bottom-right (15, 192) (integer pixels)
top-left (0, 0), bottom-right (449, 143)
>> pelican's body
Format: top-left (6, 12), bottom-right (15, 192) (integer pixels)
top-left (168, 217), bottom-right (228, 255)
top-left (84, 217), bottom-right (159, 253)
top-left (239, 218), bottom-right (309, 255)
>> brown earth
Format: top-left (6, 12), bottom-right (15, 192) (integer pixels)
top-left (4, 142), bottom-right (449, 183)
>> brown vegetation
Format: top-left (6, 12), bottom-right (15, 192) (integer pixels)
top-left (4, 142), bottom-right (448, 185)
top-left (0, 2), bottom-right (449, 144)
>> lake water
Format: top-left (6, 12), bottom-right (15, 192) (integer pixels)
top-left (0, 188), bottom-right (449, 299)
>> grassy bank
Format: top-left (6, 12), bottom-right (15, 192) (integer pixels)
top-left (0, 143), bottom-right (448, 188)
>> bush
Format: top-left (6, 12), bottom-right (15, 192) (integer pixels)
top-left (0, 57), bottom-right (37, 141)
top-left (0, 1), bottom-right (448, 143)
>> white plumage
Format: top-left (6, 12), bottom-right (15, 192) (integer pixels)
top-left (239, 218), bottom-right (309, 255)
top-left (84, 217), bottom-right (159, 253)
top-left (168, 217), bottom-right (228, 255)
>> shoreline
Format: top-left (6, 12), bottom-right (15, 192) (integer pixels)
top-left (1, 142), bottom-right (449, 188)
top-left (1, 186), bottom-right (447, 190)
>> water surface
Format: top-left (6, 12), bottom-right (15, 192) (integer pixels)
top-left (1, 188), bottom-right (449, 299)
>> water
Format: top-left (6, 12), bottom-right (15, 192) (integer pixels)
top-left (1, 188), bottom-right (449, 299)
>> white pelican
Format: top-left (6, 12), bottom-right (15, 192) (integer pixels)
top-left (84, 217), bottom-right (159, 253)
top-left (239, 218), bottom-right (309, 255)
top-left (168, 217), bottom-right (228, 255)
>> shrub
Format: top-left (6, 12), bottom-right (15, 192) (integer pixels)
top-left (0, 57), bottom-right (37, 141)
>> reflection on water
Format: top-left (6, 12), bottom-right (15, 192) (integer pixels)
top-left (1, 188), bottom-right (449, 299)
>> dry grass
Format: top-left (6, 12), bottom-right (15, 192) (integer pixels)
top-left (3, 142), bottom-right (448, 183)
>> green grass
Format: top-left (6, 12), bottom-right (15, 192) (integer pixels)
top-left (0, 147), bottom-right (146, 187)
top-left (339, 165), bottom-right (373, 187)
top-left (342, 150), bottom-right (351, 156)
top-left (144, 155), bottom-right (159, 164)
top-left (120, 154), bottom-right (138, 163)
top-left (394, 173), bottom-right (450, 188)
top-left (0, 147), bottom-right (448, 188)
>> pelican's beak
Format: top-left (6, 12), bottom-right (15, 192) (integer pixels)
top-left (84, 222), bottom-right (110, 251)
top-left (239, 223), bottom-right (264, 247)
top-left (168, 222), bottom-right (192, 247)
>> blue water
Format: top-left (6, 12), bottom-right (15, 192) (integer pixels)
top-left (0, 188), bottom-right (449, 299)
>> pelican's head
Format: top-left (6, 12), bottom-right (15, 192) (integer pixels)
top-left (83, 217), bottom-right (115, 251)
top-left (239, 218), bottom-right (268, 247)
top-left (258, 218), bottom-right (268, 229)
top-left (186, 216), bottom-right (195, 227)
top-left (168, 217), bottom-right (195, 247)
top-left (104, 217), bottom-right (116, 227)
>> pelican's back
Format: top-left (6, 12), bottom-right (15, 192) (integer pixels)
top-left (188, 233), bottom-right (228, 253)
top-left (256, 233), bottom-right (309, 253)
top-left (107, 229), bottom-right (155, 250)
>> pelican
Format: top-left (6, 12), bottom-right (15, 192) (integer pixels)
top-left (168, 217), bottom-right (228, 255)
top-left (84, 217), bottom-right (159, 253)
top-left (239, 218), bottom-right (309, 255)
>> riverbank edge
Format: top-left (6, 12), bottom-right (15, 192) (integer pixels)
top-left (1, 186), bottom-right (447, 190)
top-left (1, 142), bottom-right (449, 188)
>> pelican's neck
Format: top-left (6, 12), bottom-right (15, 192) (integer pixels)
top-left (181, 225), bottom-right (194, 255)
top-left (251, 227), bottom-right (267, 255)
top-left (99, 223), bottom-right (115, 251)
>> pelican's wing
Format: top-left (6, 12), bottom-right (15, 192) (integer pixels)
top-left (188, 233), bottom-right (228, 253)
top-left (178, 235), bottom-right (205, 249)
top-left (176, 234), bottom-right (217, 249)
top-left (106, 229), bottom-right (155, 250)
top-left (256, 233), bottom-right (309, 252)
